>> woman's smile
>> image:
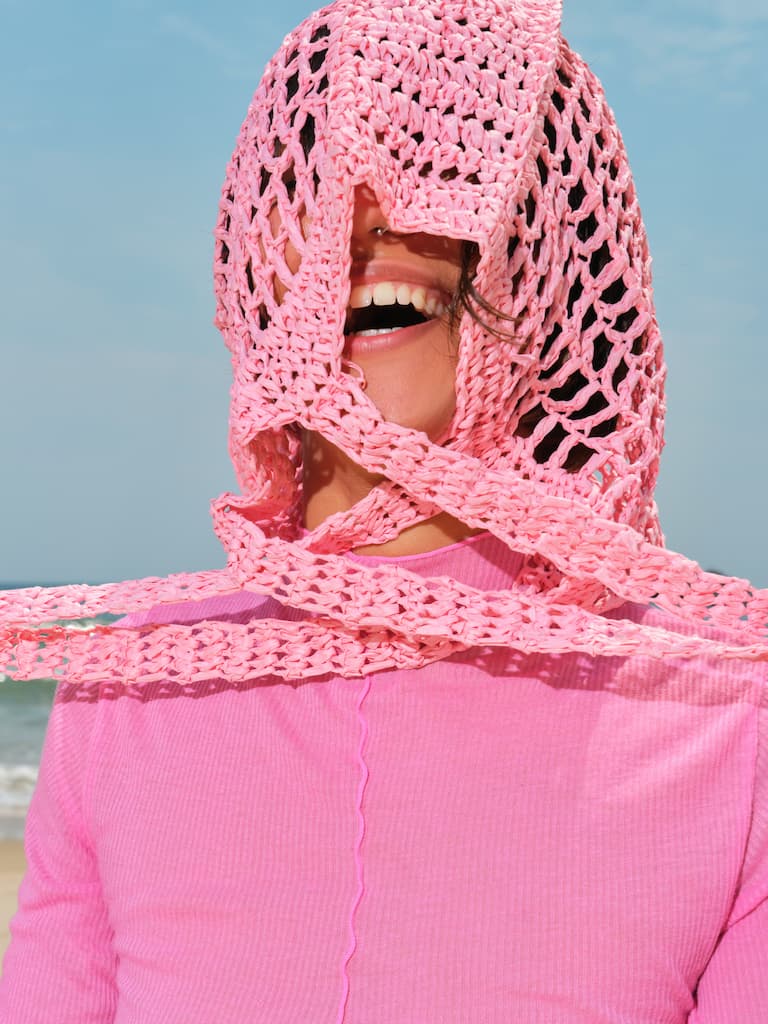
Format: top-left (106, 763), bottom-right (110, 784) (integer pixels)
top-left (343, 186), bottom-right (463, 439)
top-left (344, 265), bottom-right (451, 356)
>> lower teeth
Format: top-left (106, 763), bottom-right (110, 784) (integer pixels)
top-left (356, 328), bottom-right (399, 336)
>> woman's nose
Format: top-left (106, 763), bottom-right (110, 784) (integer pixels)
top-left (350, 184), bottom-right (390, 256)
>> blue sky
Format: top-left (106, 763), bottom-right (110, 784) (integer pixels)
top-left (1, 0), bottom-right (766, 586)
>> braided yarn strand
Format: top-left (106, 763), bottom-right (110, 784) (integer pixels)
top-left (1, 0), bottom-right (766, 690)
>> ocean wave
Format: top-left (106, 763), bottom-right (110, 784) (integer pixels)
top-left (0, 763), bottom-right (38, 813)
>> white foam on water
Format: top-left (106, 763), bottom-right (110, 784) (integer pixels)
top-left (0, 767), bottom-right (37, 837)
top-left (0, 764), bottom-right (38, 814)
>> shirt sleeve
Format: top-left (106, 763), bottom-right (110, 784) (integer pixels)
top-left (0, 693), bottom-right (118, 1023)
top-left (689, 689), bottom-right (768, 1023)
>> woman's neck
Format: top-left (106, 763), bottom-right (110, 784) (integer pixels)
top-left (301, 431), bottom-right (480, 556)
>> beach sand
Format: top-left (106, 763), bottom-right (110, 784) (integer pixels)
top-left (0, 841), bottom-right (26, 965)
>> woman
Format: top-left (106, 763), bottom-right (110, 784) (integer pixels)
top-left (1, 0), bottom-right (766, 1020)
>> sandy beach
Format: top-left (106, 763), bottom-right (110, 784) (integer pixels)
top-left (0, 841), bottom-right (26, 965)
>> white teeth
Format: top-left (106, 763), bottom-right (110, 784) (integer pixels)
top-left (372, 282), bottom-right (398, 306)
top-left (410, 286), bottom-right (426, 310)
top-left (348, 281), bottom-right (447, 318)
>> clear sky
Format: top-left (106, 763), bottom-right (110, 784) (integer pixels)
top-left (1, 0), bottom-right (766, 586)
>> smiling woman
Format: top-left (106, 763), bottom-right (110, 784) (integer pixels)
top-left (321, 184), bottom-right (463, 442)
top-left (300, 185), bottom-right (470, 553)
top-left (1, 1), bottom-right (767, 1022)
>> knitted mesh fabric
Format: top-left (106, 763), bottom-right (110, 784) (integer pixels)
top-left (2, 0), bottom-right (767, 693)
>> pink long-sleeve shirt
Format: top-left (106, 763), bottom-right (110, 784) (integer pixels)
top-left (1, 533), bottom-right (766, 1022)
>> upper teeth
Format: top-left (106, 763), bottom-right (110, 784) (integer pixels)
top-left (349, 282), bottom-right (448, 318)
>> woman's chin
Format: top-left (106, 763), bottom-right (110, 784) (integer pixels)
top-left (363, 383), bottom-right (457, 440)
top-left (345, 323), bottom-right (458, 440)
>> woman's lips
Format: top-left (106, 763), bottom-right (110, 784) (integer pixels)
top-left (343, 317), bottom-right (441, 357)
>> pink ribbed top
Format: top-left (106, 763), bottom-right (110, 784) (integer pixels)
top-left (1, 535), bottom-right (766, 1022)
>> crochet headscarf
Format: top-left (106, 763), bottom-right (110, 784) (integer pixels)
top-left (2, 0), bottom-right (767, 693)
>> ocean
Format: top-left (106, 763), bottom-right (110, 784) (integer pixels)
top-left (0, 584), bottom-right (107, 839)
top-left (0, 675), bottom-right (55, 839)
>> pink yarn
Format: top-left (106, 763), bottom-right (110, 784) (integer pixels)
top-left (1, 0), bottom-right (766, 688)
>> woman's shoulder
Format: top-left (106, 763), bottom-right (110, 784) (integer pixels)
top-left (44, 590), bottom-right (299, 713)
top-left (593, 596), bottom-right (767, 712)
top-left (610, 598), bottom-right (766, 672)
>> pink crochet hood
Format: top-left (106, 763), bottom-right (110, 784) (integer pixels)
top-left (2, 0), bottom-right (767, 690)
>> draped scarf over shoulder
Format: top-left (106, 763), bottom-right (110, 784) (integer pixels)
top-left (2, 0), bottom-right (767, 692)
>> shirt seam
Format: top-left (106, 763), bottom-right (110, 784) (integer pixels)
top-left (336, 673), bottom-right (373, 1024)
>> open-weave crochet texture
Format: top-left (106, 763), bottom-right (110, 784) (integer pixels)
top-left (2, 0), bottom-right (767, 692)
